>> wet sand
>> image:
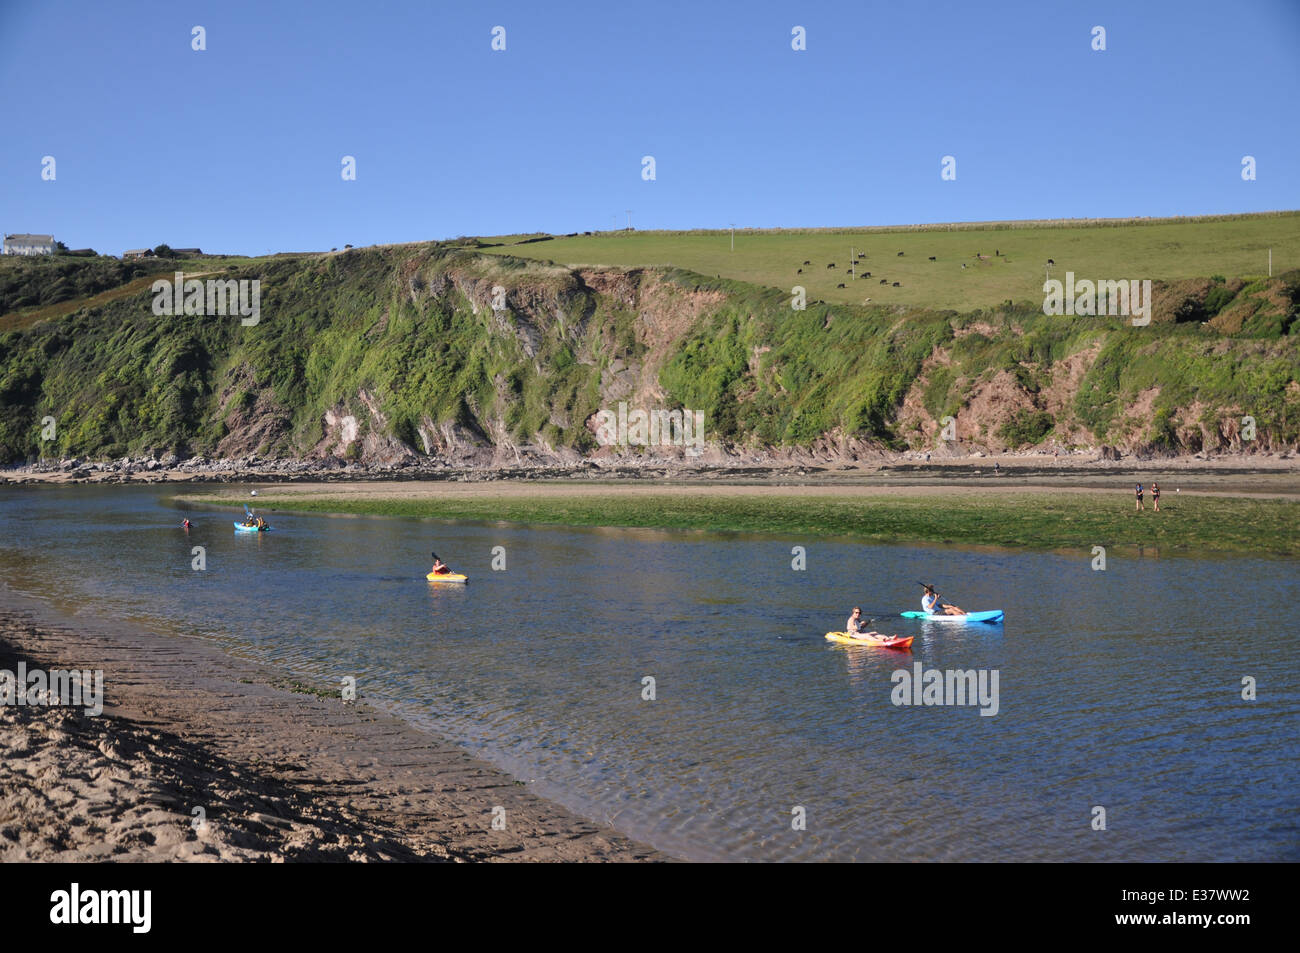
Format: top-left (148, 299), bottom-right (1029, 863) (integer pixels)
top-left (0, 588), bottom-right (663, 862)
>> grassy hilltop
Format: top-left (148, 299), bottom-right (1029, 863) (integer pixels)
top-left (0, 213), bottom-right (1297, 465)
top-left (477, 212), bottom-right (1300, 313)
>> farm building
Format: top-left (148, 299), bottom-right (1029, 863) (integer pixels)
top-left (123, 248), bottom-right (154, 259)
top-left (3, 233), bottom-right (55, 255)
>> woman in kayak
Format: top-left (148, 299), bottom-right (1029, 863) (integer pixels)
top-left (921, 584), bottom-right (964, 615)
top-left (430, 552), bottom-right (451, 575)
top-left (846, 607), bottom-right (874, 638)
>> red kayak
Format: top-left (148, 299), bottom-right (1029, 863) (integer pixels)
top-left (824, 631), bottom-right (914, 650)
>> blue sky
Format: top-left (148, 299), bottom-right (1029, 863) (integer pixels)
top-left (2, 0), bottom-right (1297, 255)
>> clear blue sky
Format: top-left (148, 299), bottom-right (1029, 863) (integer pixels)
top-left (2, 0), bottom-right (1297, 255)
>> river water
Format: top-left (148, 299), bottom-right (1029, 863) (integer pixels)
top-left (0, 485), bottom-right (1295, 861)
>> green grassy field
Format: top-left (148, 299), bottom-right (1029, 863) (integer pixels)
top-left (179, 489), bottom-right (1299, 557)
top-left (479, 212), bottom-right (1300, 311)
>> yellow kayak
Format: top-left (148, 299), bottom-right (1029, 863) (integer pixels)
top-left (426, 571), bottom-right (468, 584)
top-left (824, 631), bottom-right (913, 650)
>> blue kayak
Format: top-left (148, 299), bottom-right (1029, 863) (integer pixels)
top-left (900, 609), bottom-right (1003, 624)
top-left (233, 522), bottom-right (270, 532)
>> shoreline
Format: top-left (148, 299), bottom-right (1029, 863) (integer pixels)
top-left (4, 447), bottom-right (1298, 490)
top-left (0, 587), bottom-right (664, 862)
top-left (170, 476), bottom-right (1300, 557)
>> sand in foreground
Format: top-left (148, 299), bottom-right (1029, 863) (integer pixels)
top-left (0, 592), bottom-right (662, 862)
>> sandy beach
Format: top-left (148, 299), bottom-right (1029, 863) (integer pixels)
top-left (0, 588), bottom-right (662, 863)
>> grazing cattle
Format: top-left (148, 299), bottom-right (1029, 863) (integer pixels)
top-left (803, 260), bottom-right (811, 265)
top-left (892, 282), bottom-right (901, 287)
top-left (897, 251), bottom-right (904, 256)
top-left (796, 268), bottom-right (802, 274)
top-left (827, 263), bottom-right (835, 268)
top-left (961, 263), bottom-right (967, 269)
top-left (928, 256), bottom-right (936, 261)
top-left (863, 271), bottom-right (871, 277)
top-left (879, 279), bottom-right (888, 284)
top-left (1047, 258), bottom-right (1055, 265)
top-left (836, 283), bottom-right (846, 288)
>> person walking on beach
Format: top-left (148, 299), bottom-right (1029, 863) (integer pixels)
top-left (1151, 481), bottom-right (1161, 512)
top-left (1135, 483), bottom-right (1145, 512)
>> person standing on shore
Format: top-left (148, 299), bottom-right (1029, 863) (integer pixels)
top-left (1151, 481), bottom-right (1161, 512)
top-left (1135, 483), bottom-right (1145, 512)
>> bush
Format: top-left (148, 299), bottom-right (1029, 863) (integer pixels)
top-left (999, 409), bottom-right (1054, 448)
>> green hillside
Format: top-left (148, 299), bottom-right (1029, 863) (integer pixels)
top-left (0, 219), bottom-right (1297, 465)
top-left (478, 212), bottom-right (1300, 312)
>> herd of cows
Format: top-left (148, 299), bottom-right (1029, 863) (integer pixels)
top-left (795, 248), bottom-right (1021, 297)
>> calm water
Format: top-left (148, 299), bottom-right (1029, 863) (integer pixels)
top-left (1, 485), bottom-right (1296, 861)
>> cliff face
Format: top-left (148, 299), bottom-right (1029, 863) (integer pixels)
top-left (0, 244), bottom-right (1296, 465)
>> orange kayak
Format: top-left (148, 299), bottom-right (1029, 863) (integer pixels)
top-left (825, 631), bottom-right (914, 650)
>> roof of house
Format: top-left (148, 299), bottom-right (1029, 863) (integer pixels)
top-left (5, 234), bottom-right (54, 243)
top-left (124, 248), bottom-right (151, 255)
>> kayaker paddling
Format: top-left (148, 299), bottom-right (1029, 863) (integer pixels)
top-left (920, 583), bottom-right (964, 616)
top-left (430, 552), bottom-right (451, 576)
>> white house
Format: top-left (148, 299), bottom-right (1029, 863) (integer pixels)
top-left (3, 233), bottom-right (55, 256)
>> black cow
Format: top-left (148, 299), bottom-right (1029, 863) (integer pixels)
top-left (836, 283), bottom-right (846, 288)
top-left (803, 260), bottom-right (811, 265)
top-left (1047, 258), bottom-right (1055, 266)
top-left (897, 251), bottom-right (904, 256)
top-left (827, 263), bottom-right (835, 268)
top-left (928, 256), bottom-right (936, 261)
top-left (796, 268), bottom-right (802, 274)
top-left (892, 282), bottom-right (901, 287)
top-left (863, 271), bottom-right (871, 277)
top-left (880, 279), bottom-right (887, 284)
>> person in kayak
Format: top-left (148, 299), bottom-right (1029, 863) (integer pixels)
top-left (256, 516), bottom-right (266, 530)
top-left (921, 584), bottom-right (964, 615)
top-left (430, 552), bottom-right (451, 575)
top-left (846, 607), bottom-right (875, 638)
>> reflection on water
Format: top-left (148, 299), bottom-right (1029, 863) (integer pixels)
top-left (0, 485), bottom-right (1296, 861)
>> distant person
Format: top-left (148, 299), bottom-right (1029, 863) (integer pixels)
top-left (182, 519), bottom-right (191, 530)
top-left (921, 584), bottom-right (964, 616)
top-left (430, 552), bottom-right (450, 575)
top-left (1135, 483), bottom-right (1145, 512)
top-left (1053, 448), bottom-right (1059, 465)
top-left (925, 452), bottom-right (931, 463)
top-left (1151, 481), bottom-right (1161, 512)
top-left (994, 462), bottom-right (1000, 475)
top-left (846, 607), bottom-right (871, 637)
